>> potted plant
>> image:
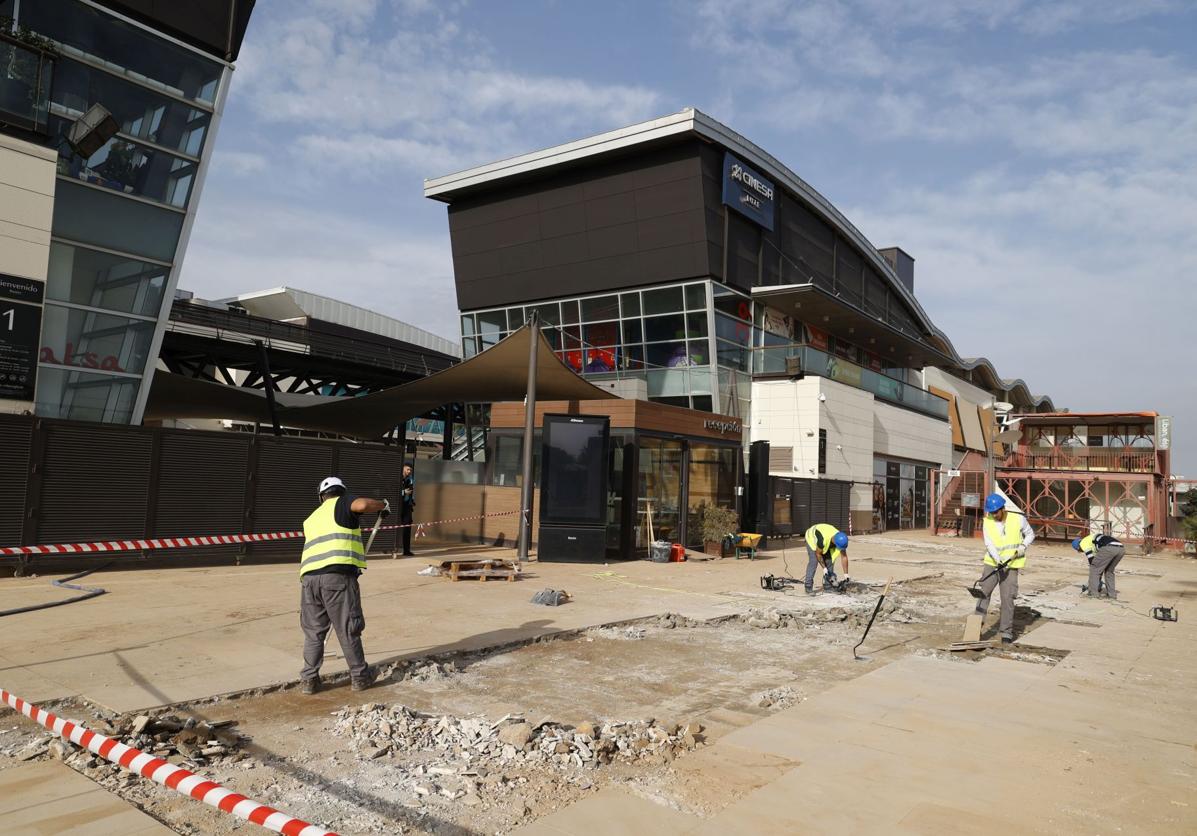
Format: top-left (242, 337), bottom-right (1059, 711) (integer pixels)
top-left (699, 504), bottom-right (739, 557)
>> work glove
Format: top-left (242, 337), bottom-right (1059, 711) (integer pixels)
top-left (1015, 546), bottom-right (1026, 559)
top-left (379, 499), bottom-right (391, 519)
top-left (840, 575), bottom-right (851, 586)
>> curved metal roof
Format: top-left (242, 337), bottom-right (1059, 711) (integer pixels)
top-left (425, 108), bottom-right (1053, 409)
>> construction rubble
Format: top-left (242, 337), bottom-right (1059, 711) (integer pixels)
top-left (332, 701), bottom-right (706, 799)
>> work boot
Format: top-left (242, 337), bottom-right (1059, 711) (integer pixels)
top-left (1001, 635), bottom-right (1014, 644)
top-left (300, 677), bottom-right (320, 695)
top-left (804, 587), bottom-right (817, 596)
top-left (351, 666), bottom-right (379, 691)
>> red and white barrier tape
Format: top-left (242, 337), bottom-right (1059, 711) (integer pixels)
top-left (0, 688), bottom-right (339, 836)
top-left (0, 510), bottom-right (524, 557)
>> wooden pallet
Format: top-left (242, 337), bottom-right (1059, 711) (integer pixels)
top-left (442, 559), bottom-right (521, 583)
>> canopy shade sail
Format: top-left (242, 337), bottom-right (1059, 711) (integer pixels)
top-left (145, 324), bottom-right (619, 438)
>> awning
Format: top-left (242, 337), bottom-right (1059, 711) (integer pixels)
top-left (145, 324), bottom-right (618, 438)
top-left (752, 283), bottom-right (954, 368)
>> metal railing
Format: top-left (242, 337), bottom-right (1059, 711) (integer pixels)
top-left (1003, 448), bottom-right (1159, 473)
top-left (751, 344), bottom-right (949, 420)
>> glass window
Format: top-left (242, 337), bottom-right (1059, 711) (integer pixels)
top-left (714, 312), bottom-right (753, 344)
top-left (622, 318), bottom-right (642, 344)
top-left (691, 395), bottom-right (713, 412)
top-left (51, 57), bottom-right (211, 155)
top-left (638, 437), bottom-right (684, 547)
top-left (583, 346), bottom-right (616, 373)
top-left (716, 339), bottom-right (748, 371)
top-left (50, 116), bottom-right (196, 208)
top-left (580, 294), bottom-right (619, 322)
top-left (686, 443), bottom-right (736, 549)
top-left (622, 344), bottom-right (644, 370)
top-left (559, 300), bottom-right (578, 324)
top-left (620, 291), bottom-right (640, 317)
top-left (34, 366), bottom-right (139, 423)
top-left (713, 288), bottom-right (752, 322)
top-left (52, 180), bottom-right (183, 262)
top-left (475, 309), bottom-right (505, 335)
top-left (24, 0), bottom-right (223, 104)
top-left (0, 35), bottom-right (54, 133)
top-left (460, 313), bottom-right (475, 335)
top-left (39, 304), bottom-right (157, 376)
top-left (583, 320), bottom-right (618, 347)
top-left (642, 285), bottom-right (683, 315)
top-left (686, 311), bottom-right (708, 338)
top-left (531, 302), bottom-right (560, 326)
top-left (685, 283), bottom-right (706, 310)
top-left (461, 335), bottom-right (477, 358)
top-left (46, 242), bottom-right (167, 317)
top-left (643, 313), bottom-right (686, 343)
top-left (506, 307), bottom-right (525, 330)
top-left (647, 340), bottom-right (702, 368)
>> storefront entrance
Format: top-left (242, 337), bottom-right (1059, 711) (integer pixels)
top-left (873, 457), bottom-right (932, 531)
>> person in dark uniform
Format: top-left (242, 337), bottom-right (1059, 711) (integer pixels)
top-left (400, 463), bottom-right (416, 556)
top-left (1073, 532), bottom-right (1125, 599)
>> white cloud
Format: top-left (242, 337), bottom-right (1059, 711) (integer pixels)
top-left (212, 150), bottom-right (268, 176)
top-left (180, 193), bottom-right (460, 342)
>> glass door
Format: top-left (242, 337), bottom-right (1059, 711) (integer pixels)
top-left (639, 437), bottom-right (684, 548)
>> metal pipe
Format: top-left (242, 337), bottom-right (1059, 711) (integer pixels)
top-left (517, 313), bottom-right (540, 561)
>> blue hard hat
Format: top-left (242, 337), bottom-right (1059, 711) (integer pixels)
top-left (1071, 538), bottom-right (1082, 551)
top-left (984, 493), bottom-right (1006, 513)
top-left (832, 532), bottom-right (849, 550)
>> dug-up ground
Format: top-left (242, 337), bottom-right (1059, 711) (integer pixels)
top-left (1, 531), bottom-right (1194, 835)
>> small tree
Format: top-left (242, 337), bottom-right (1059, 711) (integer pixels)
top-left (1181, 489), bottom-right (1197, 541)
top-left (699, 504), bottom-right (740, 547)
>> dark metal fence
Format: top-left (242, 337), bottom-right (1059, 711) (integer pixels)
top-left (0, 413), bottom-right (405, 573)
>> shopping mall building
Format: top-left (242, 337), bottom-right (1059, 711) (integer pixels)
top-left (0, 0), bottom-right (253, 425)
top-left (425, 108), bottom-right (1055, 534)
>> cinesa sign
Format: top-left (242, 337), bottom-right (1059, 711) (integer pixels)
top-left (722, 153), bottom-right (775, 231)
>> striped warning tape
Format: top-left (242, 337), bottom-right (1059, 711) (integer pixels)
top-left (0, 688), bottom-right (339, 836)
top-left (0, 509), bottom-right (524, 557)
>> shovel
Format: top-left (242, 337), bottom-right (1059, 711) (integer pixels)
top-left (364, 499), bottom-right (390, 555)
top-left (966, 559), bottom-right (1010, 600)
top-left (853, 578), bottom-right (892, 661)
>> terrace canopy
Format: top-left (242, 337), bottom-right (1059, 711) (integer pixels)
top-left (145, 324), bottom-right (618, 438)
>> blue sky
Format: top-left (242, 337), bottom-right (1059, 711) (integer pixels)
top-left (181, 0), bottom-right (1196, 474)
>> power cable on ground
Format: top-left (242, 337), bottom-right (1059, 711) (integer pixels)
top-left (0, 563), bottom-right (111, 617)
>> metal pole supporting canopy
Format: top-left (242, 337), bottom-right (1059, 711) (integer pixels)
top-left (517, 310), bottom-right (540, 561)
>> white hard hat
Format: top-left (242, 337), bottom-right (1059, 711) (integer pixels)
top-left (318, 476), bottom-right (345, 495)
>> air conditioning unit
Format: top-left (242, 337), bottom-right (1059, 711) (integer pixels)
top-left (785, 356), bottom-right (803, 379)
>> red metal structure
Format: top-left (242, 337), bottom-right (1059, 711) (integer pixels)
top-left (995, 412), bottom-right (1171, 545)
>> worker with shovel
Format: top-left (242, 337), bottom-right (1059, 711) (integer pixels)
top-left (1073, 532), bottom-right (1125, 600)
top-left (299, 477), bottom-right (390, 695)
top-left (803, 523), bottom-right (849, 595)
top-left (972, 493), bottom-right (1034, 643)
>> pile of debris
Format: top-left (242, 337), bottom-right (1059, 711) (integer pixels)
top-left (741, 602), bottom-right (915, 630)
top-left (333, 703), bottom-right (705, 773)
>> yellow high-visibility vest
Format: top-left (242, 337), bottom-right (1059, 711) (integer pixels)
top-left (983, 512), bottom-right (1027, 569)
top-left (1078, 534), bottom-right (1096, 555)
top-left (299, 497), bottom-right (366, 577)
top-left (805, 523), bottom-right (844, 564)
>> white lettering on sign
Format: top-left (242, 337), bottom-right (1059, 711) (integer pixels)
top-left (729, 163), bottom-right (774, 200)
top-left (704, 418), bottom-right (742, 435)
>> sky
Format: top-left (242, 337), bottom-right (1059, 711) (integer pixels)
top-left (181, 0), bottom-right (1197, 474)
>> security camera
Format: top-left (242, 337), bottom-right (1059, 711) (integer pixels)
top-left (818, 393), bottom-right (827, 402)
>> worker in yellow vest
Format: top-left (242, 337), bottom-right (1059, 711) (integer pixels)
top-left (1072, 532), bottom-right (1125, 599)
top-left (299, 476), bottom-right (390, 695)
top-left (975, 493), bottom-right (1035, 643)
top-left (804, 523), bottom-right (849, 595)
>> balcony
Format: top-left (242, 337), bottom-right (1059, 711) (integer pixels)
top-left (752, 344), bottom-right (949, 420)
top-left (0, 31), bottom-right (54, 135)
top-left (1003, 447), bottom-right (1160, 474)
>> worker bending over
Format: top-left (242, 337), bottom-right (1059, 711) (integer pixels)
top-left (299, 477), bottom-right (390, 695)
top-left (1073, 532), bottom-right (1125, 600)
top-left (803, 523), bottom-right (849, 595)
top-left (975, 493), bottom-right (1035, 643)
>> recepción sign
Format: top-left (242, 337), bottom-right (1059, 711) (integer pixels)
top-left (0, 299), bottom-right (41, 400)
top-left (722, 153), bottom-right (775, 231)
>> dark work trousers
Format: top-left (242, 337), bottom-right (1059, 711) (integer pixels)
top-left (804, 545), bottom-right (838, 591)
top-left (400, 504), bottom-right (414, 554)
top-left (975, 564), bottom-right (1019, 639)
top-left (1088, 545), bottom-right (1125, 598)
top-left (300, 572), bottom-right (368, 681)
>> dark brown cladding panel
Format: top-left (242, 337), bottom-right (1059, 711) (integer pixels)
top-left (448, 141), bottom-right (718, 310)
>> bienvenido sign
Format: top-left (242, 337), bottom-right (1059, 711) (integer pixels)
top-left (722, 153), bottom-right (775, 231)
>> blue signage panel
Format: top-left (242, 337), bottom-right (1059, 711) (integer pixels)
top-left (722, 153), bottom-right (775, 231)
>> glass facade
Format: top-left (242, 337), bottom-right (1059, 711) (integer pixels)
top-left (7, 0), bottom-right (230, 425)
top-left (873, 458), bottom-right (931, 531)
